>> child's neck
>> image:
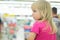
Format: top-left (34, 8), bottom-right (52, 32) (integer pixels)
top-left (37, 19), bottom-right (47, 22)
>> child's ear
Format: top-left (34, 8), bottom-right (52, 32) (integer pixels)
top-left (40, 11), bottom-right (44, 17)
top-left (41, 10), bottom-right (47, 19)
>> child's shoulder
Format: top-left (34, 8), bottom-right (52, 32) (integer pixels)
top-left (34, 20), bottom-right (44, 27)
top-left (34, 20), bottom-right (48, 27)
top-left (34, 21), bottom-right (41, 25)
top-left (34, 20), bottom-right (46, 25)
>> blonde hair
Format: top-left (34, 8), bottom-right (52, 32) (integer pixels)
top-left (31, 1), bottom-right (57, 34)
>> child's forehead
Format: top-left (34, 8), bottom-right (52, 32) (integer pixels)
top-left (31, 4), bottom-right (42, 10)
top-left (31, 6), bottom-right (38, 10)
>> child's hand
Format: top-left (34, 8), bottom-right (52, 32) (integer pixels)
top-left (27, 32), bottom-right (36, 40)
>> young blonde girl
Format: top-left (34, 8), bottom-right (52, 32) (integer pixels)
top-left (27, 0), bottom-right (57, 40)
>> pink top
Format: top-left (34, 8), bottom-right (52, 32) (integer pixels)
top-left (31, 20), bottom-right (56, 40)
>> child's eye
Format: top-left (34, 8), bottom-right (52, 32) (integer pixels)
top-left (33, 10), bottom-right (36, 12)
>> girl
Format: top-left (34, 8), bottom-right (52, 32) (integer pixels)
top-left (27, 0), bottom-right (57, 40)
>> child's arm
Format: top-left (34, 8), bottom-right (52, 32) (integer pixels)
top-left (27, 32), bottom-right (36, 40)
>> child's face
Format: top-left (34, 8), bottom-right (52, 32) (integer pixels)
top-left (32, 9), bottom-right (41, 20)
